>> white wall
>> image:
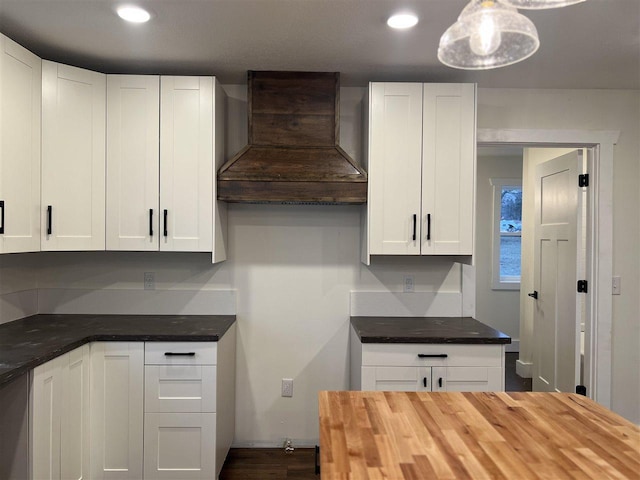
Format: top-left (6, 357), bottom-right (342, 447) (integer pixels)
top-left (478, 88), bottom-right (640, 424)
top-left (475, 154), bottom-right (522, 343)
top-left (0, 253), bottom-right (39, 324)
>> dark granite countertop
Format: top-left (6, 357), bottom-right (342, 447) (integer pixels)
top-left (350, 317), bottom-right (511, 344)
top-left (0, 314), bottom-right (236, 387)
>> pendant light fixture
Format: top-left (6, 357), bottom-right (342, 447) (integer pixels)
top-left (503, 0), bottom-right (585, 9)
top-left (438, 0), bottom-right (539, 70)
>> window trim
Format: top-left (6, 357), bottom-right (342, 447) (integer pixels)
top-left (490, 178), bottom-right (522, 290)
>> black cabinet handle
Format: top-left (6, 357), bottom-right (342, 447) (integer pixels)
top-left (528, 291), bottom-right (538, 299)
top-left (163, 209), bottom-right (168, 237)
top-left (149, 209), bottom-right (154, 236)
top-left (164, 352), bottom-right (195, 356)
top-left (47, 205), bottom-right (52, 235)
top-left (412, 214), bottom-right (416, 241)
top-left (423, 377), bottom-right (427, 388)
top-left (417, 354), bottom-right (448, 358)
top-left (0, 200), bottom-right (4, 234)
top-left (438, 377), bottom-right (443, 388)
top-left (426, 213), bottom-right (431, 241)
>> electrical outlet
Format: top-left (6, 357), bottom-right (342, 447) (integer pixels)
top-left (144, 272), bottom-right (155, 290)
top-left (281, 378), bottom-right (293, 397)
top-left (403, 275), bottom-right (415, 293)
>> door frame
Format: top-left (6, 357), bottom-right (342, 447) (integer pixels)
top-left (477, 128), bottom-right (619, 408)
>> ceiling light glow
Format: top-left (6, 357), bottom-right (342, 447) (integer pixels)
top-left (387, 13), bottom-right (419, 29)
top-left (117, 5), bottom-right (151, 23)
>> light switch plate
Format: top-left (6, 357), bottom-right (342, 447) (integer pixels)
top-left (612, 276), bottom-right (621, 295)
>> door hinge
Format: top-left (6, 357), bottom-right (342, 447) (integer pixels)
top-left (578, 173), bottom-right (589, 187)
top-left (577, 280), bottom-right (588, 293)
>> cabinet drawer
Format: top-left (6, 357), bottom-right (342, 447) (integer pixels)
top-left (145, 366), bottom-right (216, 413)
top-left (144, 342), bottom-right (216, 365)
top-left (361, 343), bottom-right (502, 367)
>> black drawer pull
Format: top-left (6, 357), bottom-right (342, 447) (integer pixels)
top-left (163, 209), bottom-right (168, 237)
top-left (47, 205), bottom-right (52, 235)
top-left (417, 354), bottom-right (448, 358)
top-left (0, 200), bottom-right (4, 234)
top-left (149, 208), bottom-right (154, 236)
top-left (438, 377), bottom-right (443, 388)
top-left (423, 377), bottom-right (427, 388)
top-left (164, 352), bottom-right (195, 356)
top-left (426, 213), bottom-right (431, 241)
top-left (412, 214), bottom-right (416, 241)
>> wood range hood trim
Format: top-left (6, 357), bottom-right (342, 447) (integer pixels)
top-left (217, 71), bottom-right (367, 204)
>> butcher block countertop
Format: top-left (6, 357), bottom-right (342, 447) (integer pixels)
top-left (0, 314), bottom-right (235, 386)
top-left (319, 391), bottom-right (640, 479)
top-left (350, 317), bottom-right (511, 344)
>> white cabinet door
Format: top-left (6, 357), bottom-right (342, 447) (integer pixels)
top-left (361, 366), bottom-right (432, 391)
top-left (60, 345), bottom-right (91, 480)
top-left (435, 366), bottom-right (504, 392)
top-left (368, 82), bottom-right (423, 256)
top-left (160, 76), bottom-right (222, 254)
top-left (31, 355), bottom-right (63, 480)
top-left (106, 75), bottom-right (160, 251)
top-left (31, 345), bottom-right (91, 480)
top-left (143, 413), bottom-right (216, 480)
top-left (41, 61), bottom-right (105, 251)
top-left (422, 83), bottom-right (475, 255)
top-left (90, 342), bottom-right (144, 480)
top-left (0, 35), bottom-right (41, 254)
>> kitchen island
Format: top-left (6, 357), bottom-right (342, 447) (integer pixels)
top-left (319, 390), bottom-right (640, 479)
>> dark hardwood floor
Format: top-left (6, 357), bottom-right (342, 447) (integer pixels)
top-left (219, 353), bottom-right (532, 478)
top-left (505, 351), bottom-right (532, 392)
top-left (219, 448), bottom-right (318, 479)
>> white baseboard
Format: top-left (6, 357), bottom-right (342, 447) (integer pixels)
top-left (350, 291), bottom-right (462, 317)
top-left (516, 359), bottom-right (533, 378)
top-left (0, 289), bottom-right (38, 325)
top-left (37, 288), bottom-right (236, 315)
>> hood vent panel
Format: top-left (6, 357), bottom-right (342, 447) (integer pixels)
top-left (217, 71), bottom-right (367, 204)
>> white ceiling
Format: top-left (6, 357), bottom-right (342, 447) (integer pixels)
top-left (0, 0), bottom-right (638, 88)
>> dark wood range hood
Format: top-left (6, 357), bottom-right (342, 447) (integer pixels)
top-left (217, 71), bottom-right (367, 204)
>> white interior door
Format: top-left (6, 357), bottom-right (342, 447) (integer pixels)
top-left (532, 150), bottom-right (582, 393)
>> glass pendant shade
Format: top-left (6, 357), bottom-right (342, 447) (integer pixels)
top-left (503, 0), bottom-right (585, 9)
top-left (438, 0), bottom-right (540, 70)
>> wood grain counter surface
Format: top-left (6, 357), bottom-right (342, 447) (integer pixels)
top-left (319, 391), bottom-right (640, 479)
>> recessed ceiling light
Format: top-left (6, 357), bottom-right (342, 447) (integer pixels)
top-left (387, 13), bottom-right (419, 30)
top-left (117, 5), bottom-right (151, 23)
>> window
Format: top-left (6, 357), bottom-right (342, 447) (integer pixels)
top-left (491, 178), bottom-right (522, 290)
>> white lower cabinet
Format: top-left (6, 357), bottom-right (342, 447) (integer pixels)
top-left (90, 342), bottom-right (144, 480)
top-left (143, 413), bottom-right (216, 480)
top-left (351, 328), bottom-right (505, 392)
top-left (29, 329), bottom-right (236, 480)
top-left (30, 344), bottom-right (90, 480)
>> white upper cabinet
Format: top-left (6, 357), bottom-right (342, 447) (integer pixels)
top-left (421, 83), bottom-right (475, 255)
top-left (106, 75), bottom-right (160, 251)
top-left (160, 76), bottom-right (226, 259)
top-left (41, 61), bottom-right (106, 251)
top-left (106, 75), bottom-right (227, 260)
top-left (0, 35), bottom-right (41, 254)
top-left (363, 82), bottom-right (476, 264)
